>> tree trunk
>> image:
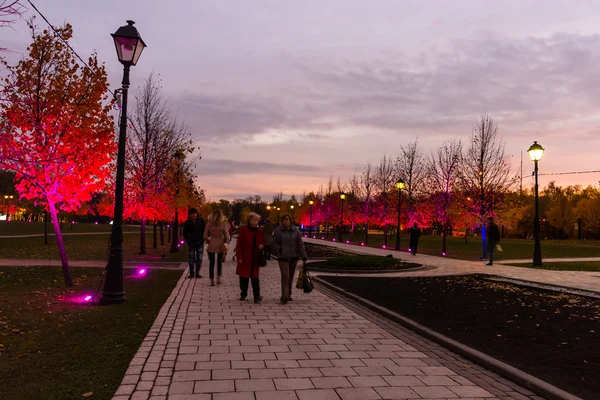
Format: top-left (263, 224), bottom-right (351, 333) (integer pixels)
top-left (160, 221), bottom-right (164, 245)
top-left (48, 201), bottom-right (73, 287)
top-left (140, 217), bottom-right (147, 254)
top-left (442, 221), bottom-right (447, 254)
top-left (383, 224), bottom-right (388, 247)
top-left (364, 202), bottom-right (369, 245)
top-left (44, 210), bottom-right (48, 245)
top-left (350, 221), bottom-right (355, 242)
top-left (168, 224), bottom-right (171, 242)
top-left (153, 219), bottom-right (158, 249)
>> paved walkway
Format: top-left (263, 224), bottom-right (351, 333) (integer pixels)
top-left (304, 238), bottom-right (600, 294)
top-left (0, 231), bottom-right (139, 239)
top-left (112, 250), bottom-right (542, 400)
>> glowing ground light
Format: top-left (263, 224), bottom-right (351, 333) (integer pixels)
top-left (382, 245), bottom-right (386, 249)
top-left (321, 237), bottom-right (324, 240)
top-left (408, 249), bottom-right (412, 252)
top-left (313, 236), bottom-right (316, 239)
top-left (333, 238), bottom-right (336, 242)
top-left (361, 243), bottom-right (365, 246)
top-left (180, 240), bottom-right (184, 244)
top-left (138, 268), bottom-right (147, 276)
top-left (442, 252), bottom-right (447, 256)
top-left (94, 222), bottom-right (98, 225)
top-left (83, 295), bottom-right (92, 302)
top-left (346, 241), bottom-right (350, 244)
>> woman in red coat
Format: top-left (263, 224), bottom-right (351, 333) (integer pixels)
top-left (236, 213), bottom-right (265, 303)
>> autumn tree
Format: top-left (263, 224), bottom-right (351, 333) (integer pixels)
top-left (0, 24), bottom-right (115, 286)
top-left (459, 113), bottom-right (514, 259)
top-left (375, 155), bottom-right (395, 247)
top-left (395, 139), bottom-right (427, 225)
top-left (125, 73), bottom-right (192, 254)
top-left (426, 139), bottom-right (462, 254)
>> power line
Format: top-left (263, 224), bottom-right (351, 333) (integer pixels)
top-left (538, 170), bottom-right (600, 177)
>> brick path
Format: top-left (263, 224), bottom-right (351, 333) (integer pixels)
top-left (112, 251), bottom-right (541, 400)
top-left (304, 238), bottom-right (600, 294)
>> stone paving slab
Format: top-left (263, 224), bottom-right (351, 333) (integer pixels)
top-left (112, 242), bottom-right (543, 400)
top-left (304, 238), bottom-right (600, 294)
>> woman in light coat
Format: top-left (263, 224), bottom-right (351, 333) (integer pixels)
top-left (271, 214), bottom-right (307, 304)
top-left (204, 209), bottom-right (230, 286)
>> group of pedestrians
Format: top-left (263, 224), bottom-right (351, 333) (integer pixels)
top-left (183, 209), bottom-right (307, 305)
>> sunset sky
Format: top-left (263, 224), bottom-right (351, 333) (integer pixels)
top-left (4, 0), bottom-right (600, 200)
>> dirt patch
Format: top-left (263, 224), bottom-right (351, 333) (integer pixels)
top-left (320, 274), bottom-right (600, 399)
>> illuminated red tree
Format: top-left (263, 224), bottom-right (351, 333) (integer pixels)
top-left (0, 24), bottom-right (115, 286)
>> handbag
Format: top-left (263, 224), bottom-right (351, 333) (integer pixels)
top-left (302, 267), bottom-right (314, 293)
top-left (258, 250), bottom-right (267, 267)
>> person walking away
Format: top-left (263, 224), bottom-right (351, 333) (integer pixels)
top-left (408, 223), bottom-right (421, 256)
top-left (204, 209), bottom-right (230, 286)
top-left (183, 208), bottom-right (205, 278)
top-left (236, 213), bottom-right (265, 303)
top-left (263, 218), bottom-right (274, 260)
top-left (272, 214), bottom-right (307, 304)
top-left (486, 217), bottom-right (501, 266)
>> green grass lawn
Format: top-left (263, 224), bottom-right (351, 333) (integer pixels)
top-left (0, 266), bottom-right (182, 400)
top-left (508, 261), bottom-right (600, 272)
top-left (324, 232), bottom-right (600, 261)
top-left (0, 221), bottom-right (141, 236)
top-left (0, 231), bottom-right (189, 263)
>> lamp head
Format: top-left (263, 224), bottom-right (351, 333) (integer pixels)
top-left (340, 193), bottom-right (346, 200)
top-left (111, 20), bottom-right (146, 66)
top-left (396, 179), bottom-right (405, 190)
top-left (527, 141), bottom-right (544, 162)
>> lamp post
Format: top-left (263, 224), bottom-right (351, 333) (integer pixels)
top-left (277, 207), bottom-right (281, 223)
top-left (101, 21), bottom-right (146, 305)
top-left (395, 179), bottom-right (405, 251)
top-left (290, 205), bottom-right (295, 223)
top-left (170, 151), bottom-right (184, 253)
top-left (309, 200), bottom-right (314, 237)
top-left (527, 141), bottom-right (544, 267)
top-left (338, 193), bottom-right (346, 242)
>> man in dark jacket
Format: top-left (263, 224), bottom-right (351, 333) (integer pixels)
top-left (183, 208), bottom-right (206, 278)
top-left (408, 223), bottom-right (421, 256)
top-left (486, 217), bottom-right (501, 266)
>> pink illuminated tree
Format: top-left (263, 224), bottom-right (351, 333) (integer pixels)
top-left (0, 24), bottom-right (115, 286)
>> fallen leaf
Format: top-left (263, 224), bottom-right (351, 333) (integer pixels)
top-left (82, 392), bottom-right (93, 398)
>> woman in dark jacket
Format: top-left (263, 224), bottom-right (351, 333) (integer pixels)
top-left (272, 214), bottom-right (307, 304)
top-left (236, 213), bottom-right (265, 303)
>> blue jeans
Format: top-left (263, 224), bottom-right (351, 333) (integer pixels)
top-left (189, 245), bottom-right (204, 275)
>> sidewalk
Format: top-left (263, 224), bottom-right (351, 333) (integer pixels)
top-left (0, 258), bottom-right (185, 269)
top-left (304, 238), bottom-right (600, 294)
top-left (112, 251), bottom-right (540, 400)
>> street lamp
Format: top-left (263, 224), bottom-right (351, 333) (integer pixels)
top-left (395, 179), bottom-right (405, 250)
top-left (338, 193), bottom-right (346, 242)
top-left (290, 205), bottom-right (295, 222)
top-left (170, 151), bottom-right (184, 253)
top-left (527, 141), bottom-right (544, 267)
top-left (309, 200), bottom-right (314, 237)
top-left (101, 20), bottom-right (146, 305)
top-left (277, 207), bottom-right (281, 222)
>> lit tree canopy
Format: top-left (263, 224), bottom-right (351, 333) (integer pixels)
top-left (0, 24), bottom-right (115, 285)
